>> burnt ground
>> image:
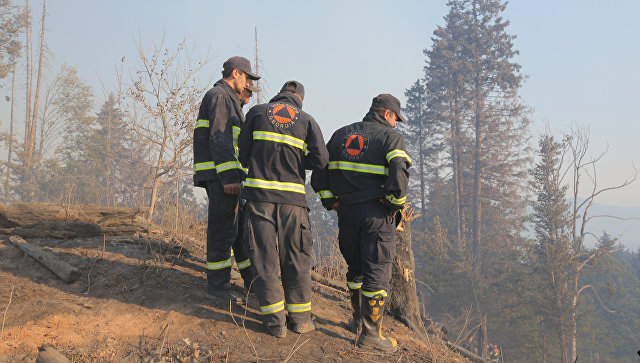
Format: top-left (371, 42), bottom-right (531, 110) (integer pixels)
top-left (0, 233), bottom-right (466, 362)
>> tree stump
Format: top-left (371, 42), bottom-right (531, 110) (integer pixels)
top-left (389, 209), bottom-right (427, 340)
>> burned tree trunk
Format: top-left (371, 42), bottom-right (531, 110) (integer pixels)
top-left (389, 208), bottom-right (427, 340)
top-left (0, 202), bottom-right (148, 229)
top-left (9, 235), bottom-right (80, 283)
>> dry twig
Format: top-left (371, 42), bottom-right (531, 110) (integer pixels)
top-left (1, 285), bottom-right (15, 339)
top-left (241, 276), bottom-right (259, 360)
top-left (158, 322), bottom-right (170, 355)
top-left (283, 336), bottom-right (310, 363)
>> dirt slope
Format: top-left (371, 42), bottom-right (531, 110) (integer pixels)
top-left (0, 231), bottom-right (466, 362)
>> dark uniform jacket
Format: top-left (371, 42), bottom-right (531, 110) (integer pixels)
top-left (238, 92), bottom-right (328, 207)
top-left (311, 110), bottom-right (411, 212)
top-left (193, 79), bottom-right (246, 188)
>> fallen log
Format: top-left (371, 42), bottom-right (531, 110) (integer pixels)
top-left (0, 202), bottom-right (147, 228)
top-left (11, 221), bottom-right (102, 239)
top-left (8, 235), bottom-right (80, 283)
top-left (445, 341), bottom-right (488, 363)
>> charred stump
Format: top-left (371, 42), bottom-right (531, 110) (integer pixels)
top-left (389, 208), bottom-right (427, 340)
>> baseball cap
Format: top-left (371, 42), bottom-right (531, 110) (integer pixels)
top-left (280, 80), bottom-right (305, 99)
top-left (223, 56), bottom-right (260, 80)
top-left (371, 94), bottom-right (407, 122)
top-left (246, 79), bottom-right (261, 92)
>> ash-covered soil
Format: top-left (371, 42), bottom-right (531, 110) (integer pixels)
top-left (0, 233), bottom-right (465, 362)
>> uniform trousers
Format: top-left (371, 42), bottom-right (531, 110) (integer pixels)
top-left (244, 200), bottom-right (313, 327)
top-left (337, 200), bottom-right (396, 297)
top-left (206, 180), bottom-right (254, 289)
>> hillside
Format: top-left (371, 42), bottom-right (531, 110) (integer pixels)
top-left (0, 203), bottom-right (468, 362)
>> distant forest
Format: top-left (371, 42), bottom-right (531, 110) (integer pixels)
top-left (1, 1), bottom-right (638, 362)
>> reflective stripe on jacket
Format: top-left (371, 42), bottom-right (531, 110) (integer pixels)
top-left (238, 93), bottom-right (328, 207)
top-left (311, 110), bottom-right (411, 209)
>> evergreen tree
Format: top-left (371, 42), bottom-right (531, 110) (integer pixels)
top-left (83, 94), bottom-right (132, 206)
top-left (0, 0), bottom-right (23, 80)
top-left (400, 79), bottom-right (445, 234)
top-left (411, 0), bottom-right (532, 356)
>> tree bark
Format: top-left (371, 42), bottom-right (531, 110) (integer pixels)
top-left (450, 97), bottom-right (465, 250)
top-left (5, 57), bottom-right (16, 199)
top-left (29, 0), bottom-right (46, 200)
top-left (23, 0), bottom-right (33, 187)
top-left (9, 235), bottom-right (80, 283)
top-left (389, 210), bottom-right (427, 340)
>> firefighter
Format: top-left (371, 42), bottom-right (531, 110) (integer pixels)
top-left (227, 79), bottom-right (261, 284)
top-left (489, 344), bottom-right (501, 361)
top-left (238, 81), bottom-right (328, 338)
top-left (193, 56), bottom-right (259, 303)
top-left (311, 94), bottom-right (411, 352)
top-left (239, 79), bottom-right (260, 107)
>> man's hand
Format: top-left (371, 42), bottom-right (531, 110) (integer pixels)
top-left (223, 183), bottom-right (241, 195)
top-left (331, 201), bottom-right (341, 211)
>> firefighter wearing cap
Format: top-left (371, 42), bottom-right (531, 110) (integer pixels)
top-left (311, 94), bottom-right (411, 352)
top-left (238, 81), bottom-right (328, 338)
top-left (193, 56), bottom-right (260, 303)
top-left (240, 79), bottom-right (261, 107)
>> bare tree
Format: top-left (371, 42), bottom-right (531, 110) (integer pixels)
top-left (124, 35), bottom-right (211, 221)
top-left (531, 126), bottom-right (637, 363)
top-left (4, 40), bottom-right (21, 200)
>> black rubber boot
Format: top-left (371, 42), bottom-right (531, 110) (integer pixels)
top-left (347, 290), bottom-right (361, 333)
top-left (286, 316), bottom-right (317, 334)
top-left (264, 322), bottom-right (287, 338)
top-left (357, 294), bottom-right (397, 353)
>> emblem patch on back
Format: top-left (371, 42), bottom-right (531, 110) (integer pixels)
top-left (341, 130), bottom-right (369, 160)
top-left (267, 103), bottom-right (300, 129)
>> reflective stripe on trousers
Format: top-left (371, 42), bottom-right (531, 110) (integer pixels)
top-left (261, 300), bottom-right (285, 315)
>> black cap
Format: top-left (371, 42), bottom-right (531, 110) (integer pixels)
top-left (246, 79), bottom-right (261, 93)
top-left (223, 56), bottom-right (260, 80)
top-left (371, 94), bottom-right (407, 123)
top-left (280, 80), bottom-right (305, 99)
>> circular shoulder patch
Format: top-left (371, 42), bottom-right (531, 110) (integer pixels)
top-left (341, 130), bottom-right (369, 161)
top-left (267, 102), bottom-right (300, 129)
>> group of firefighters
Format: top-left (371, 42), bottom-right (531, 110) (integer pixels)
top-left (193, 56), bottom-right (411, 353)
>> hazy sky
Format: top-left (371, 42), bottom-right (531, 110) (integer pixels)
top-left (1, 0), bottom-right (639, 208)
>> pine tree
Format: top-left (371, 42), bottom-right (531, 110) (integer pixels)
top-left (400, 79), bottom-right (445, 234)
top-left (412, 0), bottom-right (532, 356)
top-left (84, 94), bottom-right (131, 206)
top-left (0, 0), bottom-right (23, 80)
